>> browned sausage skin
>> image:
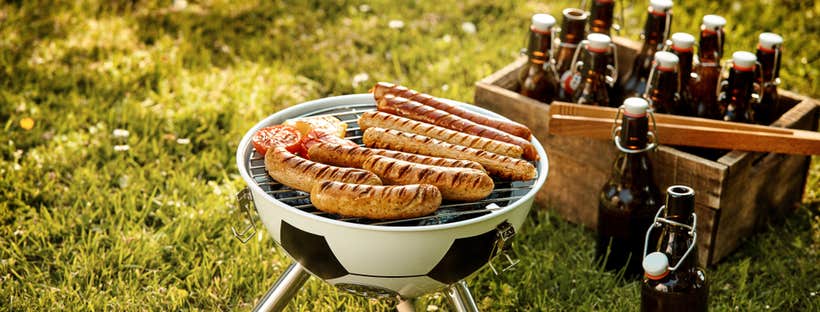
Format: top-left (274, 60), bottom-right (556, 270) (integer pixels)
top-left (375, 94), bottom-right (538, 160)
top-left (310, 181), bottom-right (442, 220)
top-left (371, 82), bottom-right (532, 140)
top-left (362, 155), bottom-right (494, 201)
top-left (306, 143), bottom-right (486, 172)
top-left (264, 147), bottom-right (381, 192)
top-left (357, 111), bottom-right (523, 158)
top-left (362, 127), bottom-right (537, 181)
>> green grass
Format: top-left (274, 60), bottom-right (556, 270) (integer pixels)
top-left (1, 0), bottom-right (819, 310)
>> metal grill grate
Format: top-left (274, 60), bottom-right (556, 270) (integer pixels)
top-left (245, 103), bottom-right (539, 226)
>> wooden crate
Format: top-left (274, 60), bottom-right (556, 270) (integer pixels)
top-left (474, 37), bottom-right (819, 266)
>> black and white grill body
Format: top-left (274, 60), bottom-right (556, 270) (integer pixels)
top-left (235, 94), bottom-right (549, 310)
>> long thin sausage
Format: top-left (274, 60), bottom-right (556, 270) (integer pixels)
top-left (310, 181), bottom-right (442, 220)
top-left (362, 155), bottom-right (493, 201)
top-left (307, 143), bottom-right (485, 172)
top-left (362, 127), bottom-right (537, 181)
top-left (375, 94), bottom-right (538, 160)
top-left (371, 82), bottom-right (532, 139)
top-left (265, 147), bottom-right (381, 192)
top-left (357, 111), bottom-right (523, 158)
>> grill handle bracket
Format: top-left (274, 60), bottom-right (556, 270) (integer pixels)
top-left (231, 187), bottom-right (258, 244)
top-left (487, 220), bottom-right (520, 275)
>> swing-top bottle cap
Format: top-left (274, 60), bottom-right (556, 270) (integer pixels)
top-left (671, 32), bottom-right (695, 49)
top-left (649, 0), bottom-right (673, 13)
top-left (758, 32), bottom-right (784, 50)
top-left (587, 33), bottom-right (611, 53)
top-left (702, 15), bottom-right (726, 31)
top-left (531, 14), bottom-right (556, 32)
top-left (732, 51), bottom-right (757, 71)
top-left (643, 252), bottom-right (670, 280)
top-left (623, 97), bottom-right (649, 117)
top-left (654, 51), bottom-right (679, 70)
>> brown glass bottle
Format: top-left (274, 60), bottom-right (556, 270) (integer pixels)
top-left (570, 34), bottom-right (616, 106)
top-left (588, 0), bottom-right (615, 36)
top-left (641, 185), bottom-right (708, 312)
top-left (645, 52), bottom-right (685, 115)
top-left (556, 8), bottom-right (589, 102)
top-left (667, 32), bottom-right (696, 114)
top-left (718, 51), bottom-right (758, 123)
top-left (755, 32), bottom-right (784, 124)
top-left (621, 0), bottom-right (674, 99)
top-left (596, 97), bottom-right (661, 278)
top-left (519, 14), bottom-right (559, 103)
top-left (690, 15), bottom-right (726, 120)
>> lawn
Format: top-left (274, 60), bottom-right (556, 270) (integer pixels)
top-left (1, 0), bottom-right (819, 311)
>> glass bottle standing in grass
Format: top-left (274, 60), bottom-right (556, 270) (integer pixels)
top-left (644, 51), bottom-right (685, 115)
top-left (667, 32), bottom-right (696, 114)
top-left (755, 32), bottom-right (784, 124)
top-left (621, 0), bottom-right (674, 99)
top-left (556, 8), bottom-right (589, 102)
top-left (569, 34), bottom-right (618, 106)
top-left (641, 185), bottom-right (708, 312)
top-left (690, 15), bottom-right (727, 120)
top-left (588, 0), bottom-right (616, 36)
top-left (718, 51), bottom-right (759, 123)
top-left (596, 97), bottom-right (661, 278)
top-left (518, 13), bottom-right (560, 103)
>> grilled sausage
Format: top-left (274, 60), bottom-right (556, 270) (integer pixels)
top-left (264, 147), bottom-right (381, 192)
top-left (362, 128), bottom-right (537, 181)
top-left (357, 111), bottom-right (523, 158)
top-left (375, 94), bottom-right (539, 160)
top-left (371, 82), bottom-right (532, 140)
top-left (310, 181), bottom-right (442, 220)
top-left (362, 155), bottom-right (493, 201)
top-left (307, 143), bottom-right (485, 172)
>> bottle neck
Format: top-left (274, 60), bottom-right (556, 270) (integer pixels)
top-left (662, 194), bottom-right (696, 268)
top-left (582, 51), bottom-right (612, 86)
top-left (619, 114), bottom-right (649, 150)
top-left (698, 29), bottom-right (724, 64)
top-left (649, 68), bottom-right (680, 107)
top-left (560, 18), bottom-right (586, 44)
top-left (589, 0), bottom-right (615, 35)
top-left (726, 67), bottom-right (756, 105)
top-left (527, 29), bottom-right (552, 64)
top-left (672, 48), bottom-right (694, 81)
top-left (756, 48), bottom-right (780, 84)
top-left (642, 11), bottom-right (669, 49)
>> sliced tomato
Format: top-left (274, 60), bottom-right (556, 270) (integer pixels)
top-left (251, 125), bottom-right (302, 155)
top-left (298, 130), bottom-right (358, 158)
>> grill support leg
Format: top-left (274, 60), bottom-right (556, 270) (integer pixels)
top-left (252, 262), bottom-right (311, 312)
top-left (446, 280), bottom-right (480, 312)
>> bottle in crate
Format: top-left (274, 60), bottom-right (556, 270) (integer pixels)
top-left (518, 13), bottom-right (560, 103)
top-left (667, 32), bottom-right (696, 112)
top-left (641, 185), bottom-right (709, 312)
top-left (755, 32), bottom-right (784, 124)
top-left (556, 8), bottom-right (589, 102)
top-left (588, 0), bottom-right (616, 36)
top-left (645, 51), bottom-right (685, 115)
top-left (596, 97), bottom-right (661, 278)
top-left (690, 15), bottom-right (727, 120)
top-left (718, 51), bottom-right (760, 123)
top-left (568, 33), bottom-right (619, 107)
top-left (621, 0), bottom-right (674, 99)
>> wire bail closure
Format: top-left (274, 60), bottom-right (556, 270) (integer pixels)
top-left (643, 206), bottom-right (698, 272)
top-left (610, 105), bottom-right (658, 154)
top-left (568, 40), bottom-right (619, 88)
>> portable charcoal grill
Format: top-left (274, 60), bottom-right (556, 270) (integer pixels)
top-left (233, 94), bottom-right (549, 311)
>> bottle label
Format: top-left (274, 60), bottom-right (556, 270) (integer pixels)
top-left (562, 70), bottom-right (580, 94)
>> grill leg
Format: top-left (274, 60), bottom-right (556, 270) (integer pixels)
top-left (252, 262), bottom-right (311, 312)
top-left (446, 280), bottom-right (480, 312)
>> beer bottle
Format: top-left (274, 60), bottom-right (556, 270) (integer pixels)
top-left (645, 51), bottom-right (685, 115)
top-left (589, 0), bottom-right (616, 36)
top-left (755, 32), bottom-right (784, 124)
top-left (621, 0), bottom-right (674, 99)
top-left (641, 185), bottom-right (708, 312)
top-left (718, 51), bottom-right (759, 123)
top-left (690, 15), bottom-right (727, 120)
top-left (556, 8), bottom-right (589, 102)
top-left (518, 13), bottom-right (560, 103)
top-left (570, 34), bottom-right (618, 106)
top-left (596, 97), bottom-right (661, 278)
top-left (667, 32), bottom-right (696, 113)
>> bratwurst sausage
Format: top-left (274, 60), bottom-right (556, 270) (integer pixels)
top-left (310, 181), bottom-right (442, 220)
top-left (362, 155), bottom-right (493, 201)
top-left (264, 147), bottom-right (381, 192)
top-left (357, 111), bottom-right (523, 158)
top-left (362, 127), bottom-right (537, 181)
top-left (307, 143), bottom-right (485, 172)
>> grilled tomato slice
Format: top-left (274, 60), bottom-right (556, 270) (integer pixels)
top-left (251, 125), bottom-right (302, 155)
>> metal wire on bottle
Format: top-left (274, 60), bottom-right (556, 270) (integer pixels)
top-left (610, 105), bottom-right (658, 154)
top-left (643, 206), bottom-right (698, 272)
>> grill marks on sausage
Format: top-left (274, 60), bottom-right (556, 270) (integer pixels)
top-left (362, 155), bottom-right (493, 201)
top-left (310, 181), bottom-right (442, 220)
top-left (307, 143), bottom-right (486, 172)
top-left (362, 128), bottom-right (537, 181)
top-left (264, 147), bottom-right (381, 193)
